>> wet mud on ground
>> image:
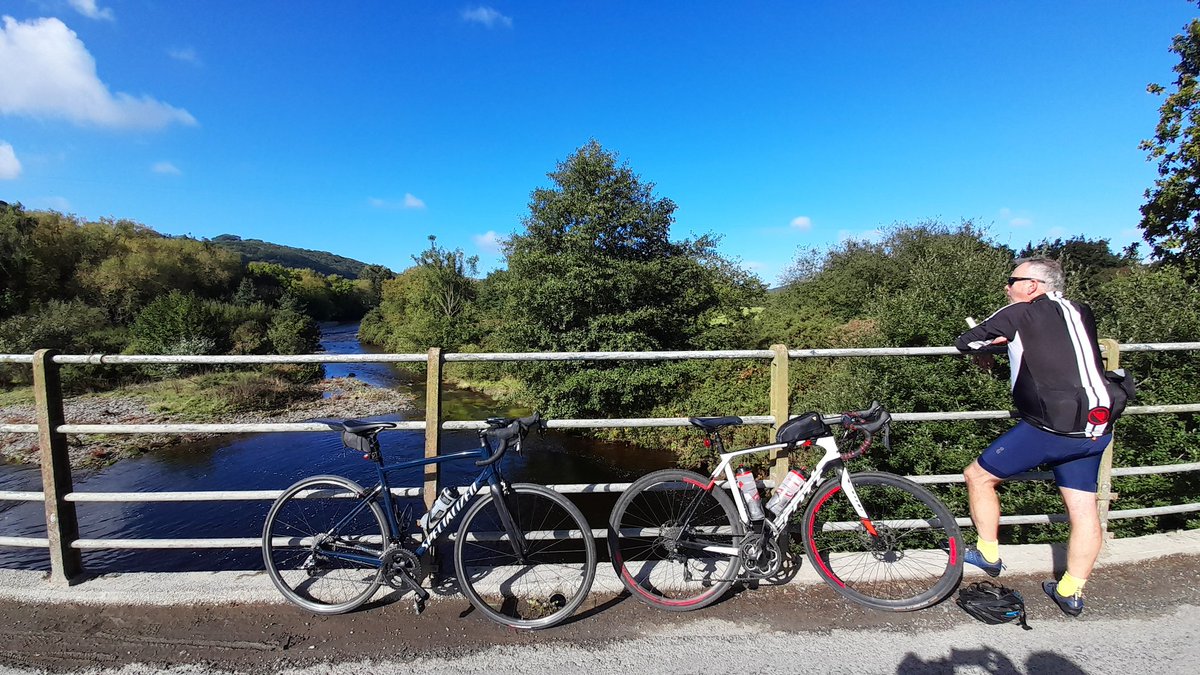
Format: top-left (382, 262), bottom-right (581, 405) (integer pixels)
top-left (0, 554), bottom-right (1196, 673)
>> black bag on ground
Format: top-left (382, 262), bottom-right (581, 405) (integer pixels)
top-left (956, 581), bottom-right (1032, 630)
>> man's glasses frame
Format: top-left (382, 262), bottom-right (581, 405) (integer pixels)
top-left (1007, 276), bottom-right (1044, 287)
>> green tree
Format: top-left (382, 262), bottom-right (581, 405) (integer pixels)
top-left (129, 291), bottom-right (222, 355)
top-left (484, 141), bottom-right (763, 416)
top-left (415, 235), bottom-right (478, 321)
top-left (358, 264), bottom-right (395, 306)
top-left (357, 238), bottom-right (481, 352)
top-left (267, 294), bottom-right (321, 355)
top-left (493, 140), bottom-right (753, 353)
top-left (0, 201), bottom-right (36, 317)
top-left (1140, 11), bottom-right (1200, 278)
top-left (1018, 236), bottom-right (1138, 298)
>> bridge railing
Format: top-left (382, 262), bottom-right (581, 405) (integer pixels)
top-left (1, 341), bottom-right (1199, 585)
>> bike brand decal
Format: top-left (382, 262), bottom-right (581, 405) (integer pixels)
top-left (425, 483), bottom-right (480, 541)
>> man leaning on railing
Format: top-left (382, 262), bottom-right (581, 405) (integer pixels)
top-left (956, 257), bottom-right (1130, 617)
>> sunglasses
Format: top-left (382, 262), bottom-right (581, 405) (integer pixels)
top-left (1006, 276), bottom-right (1044, 286)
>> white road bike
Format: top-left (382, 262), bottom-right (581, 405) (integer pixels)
top-left (608, 402), bottom-right (964, 612)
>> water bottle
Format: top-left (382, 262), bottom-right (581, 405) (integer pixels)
top-left (735, 467), bottom-right (765, 520)
top-left (418, 487), bottom-right (458, 530)
top-left (766, 469), bottom-right (806, 515)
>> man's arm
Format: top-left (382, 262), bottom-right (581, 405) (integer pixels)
top-left (956, 305), bottom-right (1020, 354)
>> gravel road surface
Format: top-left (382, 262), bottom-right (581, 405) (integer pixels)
top-left (0, 532), bottom-right (1196, 674)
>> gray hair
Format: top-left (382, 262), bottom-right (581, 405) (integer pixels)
top-left (1016, 257), bottom-right (1064, 292)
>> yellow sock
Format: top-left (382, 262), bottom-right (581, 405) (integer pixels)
top-left (1056, 572), bottom-right (1086, 597)
top-left (975, 537), bottom-right (1000, 563)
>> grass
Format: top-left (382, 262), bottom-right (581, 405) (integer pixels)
top-left (0, 386), bottom-right (35, 407)
top-left (128, 371), bottom-right (315, 421)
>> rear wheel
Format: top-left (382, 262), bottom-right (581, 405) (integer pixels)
top-left (801, 471), bottom-right (962, 611)
top-left (455, 483), bottom-right (596, 629)
top-left (262, 475), bottom-right (387, 615)
top-left (608, 469), bottom-right (744, 611)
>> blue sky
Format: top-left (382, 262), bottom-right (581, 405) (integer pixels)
top-left (1, 2), bottom-right (1195, 284)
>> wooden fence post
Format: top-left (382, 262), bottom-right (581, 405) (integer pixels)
top-left (1096, 338), bottom-right (1120, 540)
top-left (423, 348), bottom-right (444, 512)
top-left (768, 344), bottom-right (791, 486)
top-left (32, 349), bottom-right (83, 585)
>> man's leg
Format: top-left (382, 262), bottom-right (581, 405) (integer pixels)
top-left (963, 460), bottom-right (1004, 571)
top-left (1060, 485), bottom-right (1102, 586)
top-left (964, 460), bottom-right (1003, 542)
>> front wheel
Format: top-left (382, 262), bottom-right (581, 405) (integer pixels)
top-left (262, 475), bottom-right (387, 615)
top-left (608, 469), bottom-right (744, 611)
top-left (801, 471), bottom-right (963, 611)
top-left (454, 483), bottom-right (597, 629)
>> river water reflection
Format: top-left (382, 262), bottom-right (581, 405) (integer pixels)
top-left (0, 324), bottom-right (675, 572)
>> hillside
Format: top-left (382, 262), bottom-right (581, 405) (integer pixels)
top-left (210, 234), bottom-right (369, 279)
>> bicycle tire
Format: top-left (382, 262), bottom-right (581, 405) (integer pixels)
top-left (454, 483), bottom-right (597, 629)
top-left (801, 471), bottom-right (963, 611)
top-left (608, 469), bottom-right (744, 611)
top-left (262, 475), bottom-right (388, 615)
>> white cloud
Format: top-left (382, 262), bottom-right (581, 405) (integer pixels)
top-left (369, 194), bottom-right (427, 210)
top-left (790, 215), bottom-right (812, 231)
top-left (41, 196), bottom-right (71, 212)
top-left (69, 0), bottom-right (114, 22)
top-left (461, 5), bottom-right (513, 29)
top-left (998, 207), bottom-right (1033, 228)
top-left (0, 16), bottom-right (196, 130)
top-left (152, 161), bottom-right (181, 175)
top-left (167, 47), bottom-right (201, 66)
top-left (473, 230), bottom-right (503, 254)
top-left (0, 141), bottom-right (21, 179)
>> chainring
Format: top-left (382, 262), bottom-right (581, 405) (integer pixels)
top-left (740, 534), bottom-right (783, 578)
top-left (382, 547), bottom-right (424, 590)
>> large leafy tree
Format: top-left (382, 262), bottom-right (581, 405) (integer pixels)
top-left (1140, 10), bottom-right (1200, 278)
top-left (485, 141), bottom-right (763, 416)
top-left (494, 140), bottom-right (748, 353)
top-left (358, 237), bottom-right (480, 351)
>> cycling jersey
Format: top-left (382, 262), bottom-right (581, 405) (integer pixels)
top-left (956, 292), bottom-right (1112, 437)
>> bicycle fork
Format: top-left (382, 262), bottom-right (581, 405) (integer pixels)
top-left (837, 469), bottom-right (880, 537)
top-left (488, 481), bottom-right (533, 564)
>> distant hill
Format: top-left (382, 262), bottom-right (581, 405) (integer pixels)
top-left (210, 235), bottom-right (369, 279)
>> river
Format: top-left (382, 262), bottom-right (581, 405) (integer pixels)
top-left (0, 323), bottom-right (675, 573)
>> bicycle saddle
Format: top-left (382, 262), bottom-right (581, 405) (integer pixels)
top-left (337, 419), bottom-right (399, 435)
top-left (688, 416), bottom-right (744, 431)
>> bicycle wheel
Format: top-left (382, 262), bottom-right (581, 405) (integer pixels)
top-left (608, 469), bottom-right (744, 611)
top-left (262, 475), bottom-right (388, 615)
top-left (801, 471), bottom-right (963, 611)
top-left (454, 483), bottom-right (597, 629)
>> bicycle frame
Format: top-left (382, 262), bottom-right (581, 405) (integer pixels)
top-left (699, 433), bottom-right (875, 555)
top-left (312, 436), bottom-right (526, 569)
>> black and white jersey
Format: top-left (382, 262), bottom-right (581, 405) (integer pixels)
top-left (956, 292), bottom-right (1112, 437)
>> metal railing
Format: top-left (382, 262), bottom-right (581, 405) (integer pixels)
top-left (1, 341), bottom-right (1199, 586)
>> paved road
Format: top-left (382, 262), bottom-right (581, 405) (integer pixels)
top-left (0, 532), bottom-right (1197, 674)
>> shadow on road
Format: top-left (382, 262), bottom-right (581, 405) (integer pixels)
top-left (898, 647), bottom-right (1086, 674)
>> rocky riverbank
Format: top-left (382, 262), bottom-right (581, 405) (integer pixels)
top-left (0, 377), bottom-right (415, 469)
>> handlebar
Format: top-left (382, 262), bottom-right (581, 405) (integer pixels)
top-left (476, 412), bottom-right (546, 466)
top-left (831, 401), bottom-right (892, 461)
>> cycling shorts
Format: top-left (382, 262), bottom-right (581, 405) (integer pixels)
top-left (976, 421), bottom-right (1112, 492)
